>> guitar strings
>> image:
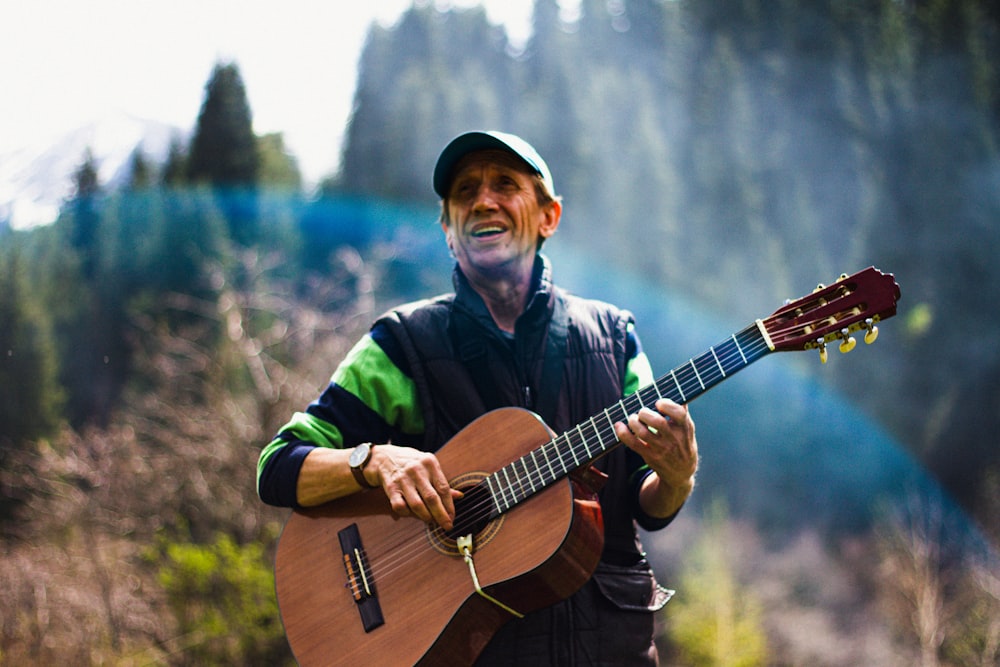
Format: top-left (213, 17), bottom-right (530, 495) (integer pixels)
top-left (350, 329), bottom-right (774, 586)
top-left (361, 329), bottom-right (770, 576)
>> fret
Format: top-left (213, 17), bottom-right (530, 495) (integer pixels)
top-left (689, 359), bottom-right (705, 391)
top-left (732, 333), bottom-right (748, 365)
top-left (500, 466), bottom-right (515, 507)
top-left (710, 346), bottom-right (726, 377)
top-left (603, 407), bottom-right (618, 440)
top-left (529, 449), bottom-right (545, 486)
top-left (564, 432), bottom-right (580, 467)
top-left (652, 378), bottom-right (665, 401)
top-left (576, 424), bottom-right (593, 459)
top-left (589, 416), bottom-right (607, 450)
top-left (670, 370), bottom-right (686, 402)
top-left (489, 470), bottom-right (511, 514)
top-left (507, 462), bottom-right (523, 502)
top-left (540, 441), bottom-right (557, 481)
top-left (556, 435), bottom-right (574, 474)
top-left (485, 475), bottom-right (503, 515)
top-left (519, 456), bottom-right (536, 494)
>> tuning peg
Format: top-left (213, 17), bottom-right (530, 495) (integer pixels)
top-left (813, 283), bottom-right (826, 294)
top-left (839, 328), bottom-right (857, 354)
top-left (816, 338), bottom-right (828, 364)
top-left (863, 318), bottom-right (879, 344)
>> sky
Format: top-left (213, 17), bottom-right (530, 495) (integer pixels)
top-left (0, 0), bottom-right (546, 187)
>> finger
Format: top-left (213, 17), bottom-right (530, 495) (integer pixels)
top-left (637, 407), bottom-right (671, 434)
top-left (654, 398), bottom-right (687, 421)
top-left (419, 479), bottom-right (456, 530)
top-left (388, 490), bottom-right (411, 518)
top-left (400, 483), bottom-right (434, 524)
top-left (614, 420), bottom-right (637, 445)
top-left (433, 472), bottom-right (458, 521)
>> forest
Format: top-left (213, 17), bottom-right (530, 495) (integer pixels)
top-left (1, 0), bottom-right (999, 664)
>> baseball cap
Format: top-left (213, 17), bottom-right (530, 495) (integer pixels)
top-left (433, 130), bottom-right (555, 199)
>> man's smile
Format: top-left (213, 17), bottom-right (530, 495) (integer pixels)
top-left (468, 223), bottom-right (507, 238)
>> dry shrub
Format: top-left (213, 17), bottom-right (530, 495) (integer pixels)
top-left (0, 247), bottom-right (374, 663)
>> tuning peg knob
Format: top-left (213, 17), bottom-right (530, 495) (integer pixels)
top-left (863, 318), bottom-right (879, 344)
top-left (817, 338), bottom-right (828, 364)
top-left (839, 336), bottom-right (857, 353)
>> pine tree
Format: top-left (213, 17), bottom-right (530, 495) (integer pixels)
top-left (67, 148), bottom-right (102, 276)
top-left (126, 146), bottom-right (154, 189)
top-left (256, 132), bottom-right (302, 189)
top-left (188, 62), bottom-right (259, 186)
top-left (162, 136), bottom-right (188, 186)
top-left (188, 62), bottom-right (260, 245)
top-left (0, 248), bottom-right (63, 454)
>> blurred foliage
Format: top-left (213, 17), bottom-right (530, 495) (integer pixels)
top-left (665, 500), bottom-right (768, 666)
top-left (150, 532), bottom-right (289, 665)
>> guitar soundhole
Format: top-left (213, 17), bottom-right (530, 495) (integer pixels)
top-left (426, 472), bottom-right (504, 556)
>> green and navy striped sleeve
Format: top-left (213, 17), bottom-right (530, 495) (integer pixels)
top-left (623, 322), bottom-right (654, 395)
top-left (256, 323), bottom-right (424, 507)
top-left (623, 322), bottom-right (681, 531)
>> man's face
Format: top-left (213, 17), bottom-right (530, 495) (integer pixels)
top-left (441, 150), bottom-right (560, 282)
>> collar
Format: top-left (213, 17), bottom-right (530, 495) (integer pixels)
top-left (451, 253), bottom-right (556, 331)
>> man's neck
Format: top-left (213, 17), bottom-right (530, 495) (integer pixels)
top-left (463, 260), bottom-right (538, 333)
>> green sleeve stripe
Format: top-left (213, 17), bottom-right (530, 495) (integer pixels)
top-left (256, 333), bottom-right (423, 491)
top-left (333, 334), bottom-right (423, 435)
top-left (624, 350), bottom-right (654, 396)
top-left (256, 411), bottom-right (345, 488)
top-left (277, 411), bottom-right (346, 448)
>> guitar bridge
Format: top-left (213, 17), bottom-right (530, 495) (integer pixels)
top-left (338, 523), bottom-right (384, 632)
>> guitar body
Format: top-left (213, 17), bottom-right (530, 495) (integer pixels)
top-left (275, 408), bottom-right (605, 666)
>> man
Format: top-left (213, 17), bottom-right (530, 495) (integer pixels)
top-left (258, 131), bottom-right (699, 664)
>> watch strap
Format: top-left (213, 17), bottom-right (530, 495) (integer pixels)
top-left (351, 444), bottom-right (377, 489)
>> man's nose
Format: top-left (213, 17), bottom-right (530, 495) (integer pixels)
top-left (471, 184), bottom-right (499, 210)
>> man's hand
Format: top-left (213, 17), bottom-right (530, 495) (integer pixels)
top-left (613, 398), bottom-right (698, 517)
top-left (367, 445), bottom-right (461, 531)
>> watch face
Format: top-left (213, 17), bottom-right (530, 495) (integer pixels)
top-left (349, 443), bottom-right (370, 467)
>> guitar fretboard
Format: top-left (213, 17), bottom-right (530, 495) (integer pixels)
top-left (483, 321), bottom-right (773, 517)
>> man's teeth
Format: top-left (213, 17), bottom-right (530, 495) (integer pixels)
top-left (472, 226), bottom-right (504, 237)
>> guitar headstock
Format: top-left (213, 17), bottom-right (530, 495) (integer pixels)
top-left (760, 267), bottom-right (900, 362)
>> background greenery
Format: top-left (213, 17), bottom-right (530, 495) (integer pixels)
top-left (1, 1), bottom-right (998, 664)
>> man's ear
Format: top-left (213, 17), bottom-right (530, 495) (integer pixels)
top-left (539, 199), bottom-right (562, 240)
top-left (441, 220), bottom-right (454, 251)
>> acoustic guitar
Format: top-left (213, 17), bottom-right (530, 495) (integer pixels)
top-left (275, 267), bottom-right (900, 665)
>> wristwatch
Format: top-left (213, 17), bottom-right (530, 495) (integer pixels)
top-left (349, 443), bottom-right (377, 489)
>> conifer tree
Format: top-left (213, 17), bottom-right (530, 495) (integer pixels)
top-left (0, 249), bottom-right (63, 455)
top-left (162, 136), bottom-right (188, 186)
top-left (188, 62), bottom-right (259, 187)
top-left (126, 146), bottom-right (153, 189)
top-left (188, 62), bottom-right (260, 245)
top-left (68, 148), bottom-right (102, 276)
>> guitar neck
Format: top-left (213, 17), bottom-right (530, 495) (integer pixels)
top-left (483, 321), bottom-right (774, 516)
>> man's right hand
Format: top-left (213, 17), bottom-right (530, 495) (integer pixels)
top-left (296, 444), bottom-right (459, 531)
top-left (366, 445), bottom-right (460, 531)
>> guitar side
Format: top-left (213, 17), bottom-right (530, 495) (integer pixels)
top-left (275, 408), bottom-right (604, 666)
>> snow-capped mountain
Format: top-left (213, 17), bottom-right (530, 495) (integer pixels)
top-left (0, 112), bottom-right (184, 230)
